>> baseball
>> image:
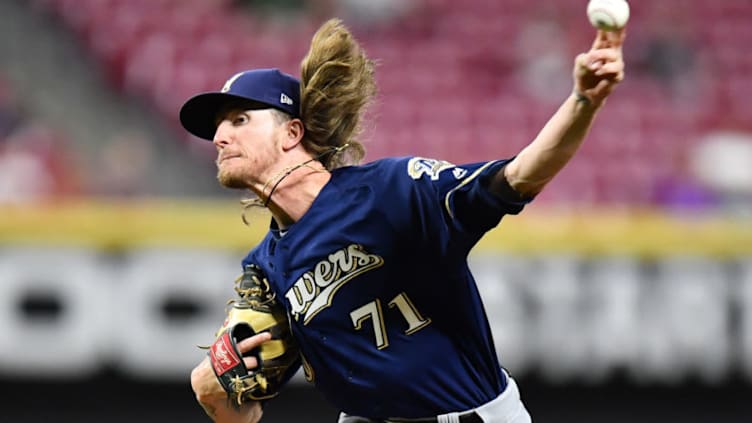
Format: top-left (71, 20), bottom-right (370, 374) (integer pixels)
top-left (587, 0), bottom-right (630, 31)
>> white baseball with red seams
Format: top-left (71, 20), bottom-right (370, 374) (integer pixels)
top-left (587, 0), bottom-right (630, 31)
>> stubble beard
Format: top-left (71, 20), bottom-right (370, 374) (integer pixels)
top-left (216, 168), bottom-right (247, 189)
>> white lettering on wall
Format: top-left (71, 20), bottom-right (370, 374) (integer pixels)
top-left (0, 247), bottom-right (746, 385)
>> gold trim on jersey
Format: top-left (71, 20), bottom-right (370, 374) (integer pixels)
top-left (301, 352), bottom-right (315, 383)
top-left (444, 160), bottom-right (499, 220)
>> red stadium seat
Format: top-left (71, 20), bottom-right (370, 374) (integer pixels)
top-left (34, 0), bottom-right (752, 206)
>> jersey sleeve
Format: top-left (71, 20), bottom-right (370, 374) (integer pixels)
top-left (402, 156), bottom-right (532, 244)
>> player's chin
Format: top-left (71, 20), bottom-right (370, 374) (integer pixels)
top-left (217, 169), bottom-right (247, 189)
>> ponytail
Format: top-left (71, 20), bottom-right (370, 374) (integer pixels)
top-left (299, 18), bottom-right (376, 169)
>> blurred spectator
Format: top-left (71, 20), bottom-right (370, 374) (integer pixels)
top-left (0, 73), bottom-right (81, 203)
top-left (690, 131), bottom-right (752, 212)
top-left (514, 14), bottom-right (570, 104)
top-left (632, 3), bottom-right (703, 104)
top-left (0, 122), bottom-right (81, 203)
top-left (234, 0), bottom-right (307, 18)
top-left (335, 0), bottom-right (415, 27)
top-left (0, 78), bottom-right (23, 140)
top-left (90, 130), bottom-right (156, 197)
top-left (642, 35), bottom-right (695, 84)
top-left (304, 0), bottom-right (415, 28)
top-left (23, 0), bottom-right (752, 207)
top-left (652, 148), bottom-right (719, 212)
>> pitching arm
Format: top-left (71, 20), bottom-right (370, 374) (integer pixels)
top-left (490, 29), bottom-right (626, 199)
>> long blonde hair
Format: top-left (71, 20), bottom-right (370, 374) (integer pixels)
top-left (241, 19), bottom-right (376, 222)
top-left (299, 18), bottom-right (376, 170)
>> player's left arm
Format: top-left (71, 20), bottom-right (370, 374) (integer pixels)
top-left (491, 29), bottom-right (626, 199)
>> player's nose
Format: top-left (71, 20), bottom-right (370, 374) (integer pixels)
top-left (213, 120), bottom-right (232, 148)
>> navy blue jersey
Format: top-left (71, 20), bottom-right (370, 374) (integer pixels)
top-left (242, 156), bottom-right (529, 419)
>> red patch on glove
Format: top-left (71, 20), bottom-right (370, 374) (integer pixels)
top-left (210, 332), bottom-right (241, 375)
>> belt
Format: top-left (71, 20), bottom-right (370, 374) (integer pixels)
top-left (385, 411), bottom-right (483, 423)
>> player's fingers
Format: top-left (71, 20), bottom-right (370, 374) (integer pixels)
top-left (575, 52), bottom-right (602, 75)
top-left (575, 52), bottom-right (589, 69)
top-left (579, 51), bottom-right (622, 77)
top-left (591, 28), bottom-right (627, 51)
top-left (595, 61), bottom-right (625, 80)
top-left (608, 28), bottom-right (627, 50)
top-left (586, 49), bottom-right (621, 64)
top-left (591, 29), bottom-right (610, 49)
top-left (236, 332), bottom-right (272, 353)
top-left (243, 356), bottom-right (259, 370)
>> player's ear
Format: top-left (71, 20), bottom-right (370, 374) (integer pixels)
top-left (282, 118), bottom-right (304, 151)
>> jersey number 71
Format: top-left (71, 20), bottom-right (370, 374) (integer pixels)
top-left (349, 292), bottom-right (432, 350)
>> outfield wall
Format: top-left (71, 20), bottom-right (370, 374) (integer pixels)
top-left (1, 200), bottom-right (750, 385)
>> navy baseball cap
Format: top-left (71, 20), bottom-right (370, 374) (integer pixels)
top-left (179, 68), bottom-right (301, 140)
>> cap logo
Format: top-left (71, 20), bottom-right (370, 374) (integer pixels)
top-left (221, 72), bottom-right (244, 93)
top-left (280, 93), bottom-right (294, 105)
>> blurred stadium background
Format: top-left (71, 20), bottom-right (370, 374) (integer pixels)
top-left (1, 0), bottom-right (751, 422)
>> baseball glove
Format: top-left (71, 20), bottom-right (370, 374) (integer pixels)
top-left (207, 264), bottom-right (300, 405)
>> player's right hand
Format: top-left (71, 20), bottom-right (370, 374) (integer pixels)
top-left (191, 331), bottom-right (272, 422)
top-left (573, 28), bottom-right (626, 107)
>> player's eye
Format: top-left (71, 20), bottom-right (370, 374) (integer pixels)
top-left (232, 113), bottom-right (249, 126)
